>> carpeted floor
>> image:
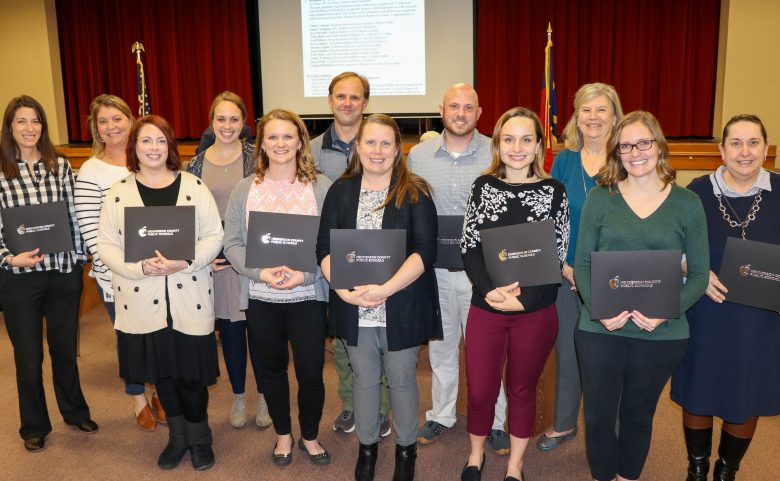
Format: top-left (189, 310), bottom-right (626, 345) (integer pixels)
top-left (0, 306), bottom-right (777, 481)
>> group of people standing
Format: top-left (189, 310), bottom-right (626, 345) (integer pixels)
top-left (0, 70), bottom-right (777, 481)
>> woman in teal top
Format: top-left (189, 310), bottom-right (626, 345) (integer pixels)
top-left (573, 111), bottom-right (709, 481)
top-left (539, 83), bottom-right (623, 452)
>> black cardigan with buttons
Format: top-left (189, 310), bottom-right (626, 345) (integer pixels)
top-left (316, 174), bottom-right (442, 351)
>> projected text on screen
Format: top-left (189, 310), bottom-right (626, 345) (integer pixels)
top-left (301, 0), bottom-right (426, 97)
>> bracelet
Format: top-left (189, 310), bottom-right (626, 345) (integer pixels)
top-left (4, 254), bottom-right (14, 267)
top-left (141, 261), bottom-right (146, 275)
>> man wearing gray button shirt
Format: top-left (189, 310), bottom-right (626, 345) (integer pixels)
top-left (409, 83), bottom-right (510, 453)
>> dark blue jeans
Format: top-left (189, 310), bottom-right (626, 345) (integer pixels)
top-left (217, 318), bottom-right (264, 394)
top-left (96, 284), bottom-right (145, 396)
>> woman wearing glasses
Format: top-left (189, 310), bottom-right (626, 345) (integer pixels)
top-left (671, 114), bottom-right (780, 481)
top-left (573, 111), bottom-right (709, 481)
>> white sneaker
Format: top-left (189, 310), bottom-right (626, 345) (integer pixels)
top-left (256, 393), bottom-right (272, 429)
top-left (230, 393), bottom-right (247, 428)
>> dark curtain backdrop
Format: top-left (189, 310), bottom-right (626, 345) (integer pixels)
top-left (476, 0), bottom-right (720, 138)
top-left (56, 0), bottom-right (255, 142)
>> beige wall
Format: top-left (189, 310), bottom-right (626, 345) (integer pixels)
top-left (715, 0), bottom-right (780, 168)
top-left (0, 0), bottom-right (67, 144)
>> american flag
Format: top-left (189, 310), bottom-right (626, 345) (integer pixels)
top-left (137, 54), bottom-right (151, 116)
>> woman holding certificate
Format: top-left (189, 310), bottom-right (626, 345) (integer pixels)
top-left (671, 114), bottom-right (780, 481)
top-left (0, 95), bottom-right (96, 452)
top-left (97, 115), bottom-right (223, 470)
top-left (75, 94), bottom-right (168, 431)
top-left (317, 114), bottom-right (440, 481)
top-left (223, 109), bottom-right (332, 467)
top-left (573, 111), bottom-right (709, 481)
top-left (460, 107), bottom-right (568, 481)
top-left (539, 83), bottom-right (623, 452)
top-left (186, 91), bottom-right (272, 430)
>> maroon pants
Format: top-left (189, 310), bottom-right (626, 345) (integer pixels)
top-left (465, 304), bottom-right (558, 438)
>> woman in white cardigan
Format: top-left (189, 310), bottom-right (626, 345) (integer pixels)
top-left (97, 115), bottom-right (222, 471)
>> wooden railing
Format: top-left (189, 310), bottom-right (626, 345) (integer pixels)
top-left (59, 141), bottom-right (776, 172)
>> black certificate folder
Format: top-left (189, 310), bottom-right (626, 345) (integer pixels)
top-left (1, 201), bottom-right (74, 254)
top-left (480, 219), bottom-right (561, 287)
top-left (246, 212), bottom-right (320, 272)
top-left (434, 215), bottom-right (464, 269)
top-left (719, 237), bottom-right (780, 312)
top-left (590, 250), bottom-right (681, 320)
top-left (124, 206), bottom-right (195, 262)
top-left (330, 229), bottom-right (406, 289)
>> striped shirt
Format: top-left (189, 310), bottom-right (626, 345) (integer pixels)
top-left (0, 157), bottom-right (86, 273)
top-left (74, 157), bottom-right (130, 299)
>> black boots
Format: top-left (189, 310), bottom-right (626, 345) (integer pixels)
top-left (713, 431), bottom-right (752, 481)
top-left (392, 443), bottom-right (417, 481)
top-left (355, 442), bottom-right (379, 481)
top-left (683, 426), bottom-right (712, 481)
top-left (157, 415), bottom-right (188, 469)
top-left (185, 418), bottom-right (215, 471)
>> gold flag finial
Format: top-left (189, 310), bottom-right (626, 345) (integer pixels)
top-left (131, 42), bottom-right (145, 62)
top-left (547, 23), bottom-right (552, 41)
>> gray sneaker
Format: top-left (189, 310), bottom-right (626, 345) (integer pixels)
top-left (379, 413), bottom-right (392, 437)
top-left (332, 410), bottom-right (355, 433)
top-left (487, 429), bottom-right (510, 455)
top-left (416, 420), bottom-right (448, 444)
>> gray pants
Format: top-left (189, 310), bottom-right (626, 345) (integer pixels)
top-left (553, 277), bottom-right (583, 432)
top-left (345, 327), bottom-right (420, 446)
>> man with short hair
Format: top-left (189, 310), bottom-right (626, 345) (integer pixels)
top-left (409, 83), bottom-right (510, 454)
top-left (310, 72), bottom-right (392, 437)
top-left (311, 71), bottom-right (370, 181)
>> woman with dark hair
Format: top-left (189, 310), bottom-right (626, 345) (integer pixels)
top-left (574, 111), bottom-right (709, 481)
top-left (74, 94), bottom-right (167, 431)
top-left (0, 95), bottom-right (96, 452)
top-left (317, 113), bottom-right (440, 481)
top-left (97, 115), bottom-right (222, 470)
top-left (187, 91), bottom-right (270, 430)
top-left (223, 108), bottom-right (332, 467)
top-left (539, 83), bottom-right (623, 451)
top-left (460, 107), bottom-right (568, 481)
top-left (671, 114), bottom-right (780, 481)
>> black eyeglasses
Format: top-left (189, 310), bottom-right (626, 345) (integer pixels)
top-left (617, 139), bottom-right (656, 154)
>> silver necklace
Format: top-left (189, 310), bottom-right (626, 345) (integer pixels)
top-left (714, 177), bottom-right (761, 240)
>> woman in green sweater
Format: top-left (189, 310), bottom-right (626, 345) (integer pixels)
top-left (573, 111), bottom-right (709, 481)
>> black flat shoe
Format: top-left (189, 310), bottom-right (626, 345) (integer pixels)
top-left (272, 438), bottom-right (294, 467)
top-left (504, 469), bottom-right (525, 481)
top-left (75, 419), bottom-right (99, 433)
top-left (460, 454), bottom-right (486, 481)
top-left (24, 437), bottom-right (45, 452)
top-left (298, 438), bottom-right (331, 465)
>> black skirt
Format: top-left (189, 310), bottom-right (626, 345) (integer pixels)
top-left (116, 317), bottom-right (219, 386)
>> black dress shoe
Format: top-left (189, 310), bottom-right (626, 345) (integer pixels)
top-left (298, 438), bottom-right (331, 465)
top-left (75, 419), bottom-right (99, 433)
top-left (355, 442), bottom-right (379, 481)
top-left (461, 454), bottom-right (486, 481)
top-left (24, 437), bottom-right (45, 452)
top-left (272, 439), bottom-right (294, 467)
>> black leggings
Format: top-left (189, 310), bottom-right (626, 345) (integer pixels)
top-left (576, 329), bottom-right (688, 481)
top-left (155, 377), bottom-right (209, 422)
top-left (246, 299), bottom-right (326, 440)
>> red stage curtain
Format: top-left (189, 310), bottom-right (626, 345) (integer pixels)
top-left (56, 0), bottom-right (255, 141)
top-left (476, 0), bottom-right (720, 138)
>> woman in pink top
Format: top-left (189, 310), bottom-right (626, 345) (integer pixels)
top-left (223, 109), bottom-right (333, 467)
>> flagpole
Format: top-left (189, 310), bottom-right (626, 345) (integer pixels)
top-left (131, 42), bottom-right (151, 116)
